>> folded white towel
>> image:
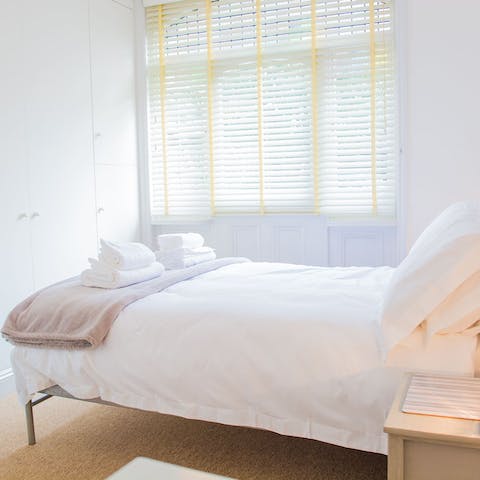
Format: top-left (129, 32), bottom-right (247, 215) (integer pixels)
top-left (81, 259), bottom-right (165, 289)
top-left (158, 246), bottom-right (214, 258)
top-left (156, 233), bottom-right (204, 252)
top-left (155, 247), bottom-right (216, 270)
top-left (99, 239), bottom-right (156, 270)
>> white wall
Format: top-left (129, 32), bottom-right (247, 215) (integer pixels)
top-left (404, 0), bottom-right (480, 248)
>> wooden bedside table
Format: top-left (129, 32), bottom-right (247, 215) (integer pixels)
top-left (384, 374), bottom-right (480, 480)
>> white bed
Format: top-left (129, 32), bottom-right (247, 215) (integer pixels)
top-left (10, 261), bottom-right (478, 454)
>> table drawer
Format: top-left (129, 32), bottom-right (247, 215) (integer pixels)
top-left (403, 439), bottom-right (480, 480)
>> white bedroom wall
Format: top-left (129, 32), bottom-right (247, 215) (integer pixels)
top-left (403, 0), bottom-right (480, 248)
top-left (141, 0), bottom-right (480, 264)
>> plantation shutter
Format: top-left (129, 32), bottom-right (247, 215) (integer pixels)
top-left (211, 0), bottom-right (260, 213)
top-left (145, 0), bottom-right (396, 220)
top-left (316, 0), bottom-right (396, 216)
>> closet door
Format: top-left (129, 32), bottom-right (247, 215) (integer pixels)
top-left (90, 0), bottom-right (137, 167)
top-left (0, 0), bottom-right (34, 370)
top-left (90, 0), bottom-right (140, 242)
top-left (25, 0), bottom-right (98, 289)
top-left (95, 164), bottom-right (140, 242)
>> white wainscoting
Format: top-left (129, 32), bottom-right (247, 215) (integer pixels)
top-left (153, 216), bottom-right (399, 267)
top-left (328, 224), bottom-right (398, 267)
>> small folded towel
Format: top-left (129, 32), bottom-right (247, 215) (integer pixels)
top-left (81, 259), bottom-right (165, 289)
top-left (100, 239), bottom-right (156, 270)
top-left (155, 247), bottom-right (216, 270)
top-left (156, 233), bottom-right (204, 252)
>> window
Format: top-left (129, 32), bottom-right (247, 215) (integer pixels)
top-left (145, 0), bottom-right (396, 220)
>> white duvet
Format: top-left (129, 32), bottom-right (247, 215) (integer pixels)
top-left (11, 262), bottom-right (478, 454)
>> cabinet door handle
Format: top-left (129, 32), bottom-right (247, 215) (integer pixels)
top-left (30, 212), bottom-right (40, 220)
top-left (97, 207), bottom-right (105, 214)
top-left (17, 213), bottom-right (28, 221)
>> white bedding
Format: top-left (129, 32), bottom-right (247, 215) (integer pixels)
top-left (10, 262), bottom-right (478, 454)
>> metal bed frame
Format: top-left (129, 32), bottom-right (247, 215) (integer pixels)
top-left (25, 385), bottom-right (122, 445)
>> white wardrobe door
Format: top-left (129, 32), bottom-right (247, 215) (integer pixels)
top-left (90, 0), bottom-right (139, 243)
top-left (96, 165), bottom-right (140, 242)
top-left (0, 0), bottom-right (34, 370)
top-left (90, 0), bottom-right (137, 166)
top-left (25, 0), bottom-right (98, 289)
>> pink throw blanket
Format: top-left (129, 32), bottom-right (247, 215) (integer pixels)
top-left (1, 258), bottom-right (248, 350)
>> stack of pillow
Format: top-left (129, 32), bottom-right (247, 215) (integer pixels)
top-left (155, 233), bottom-right (216, 270)
top-left (81, 239), bottom-right (164, 288)
top-left (381, 201), bottom-right (480, 352)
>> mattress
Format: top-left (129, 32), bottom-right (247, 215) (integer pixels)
top-left (10, 262), bottom-right (478, 454)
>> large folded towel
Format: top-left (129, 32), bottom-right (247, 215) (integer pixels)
top-left (100, 239), bottom-right (156, 270)
top-left (156, 247), bottom-right (216, 270)
top-left (157, 233), bottom-right (204, 251)
top-left (81, 259), bottom-right (165, 289)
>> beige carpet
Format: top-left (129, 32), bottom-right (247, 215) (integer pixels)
top-left (0, 393), bottom-right (386, 479)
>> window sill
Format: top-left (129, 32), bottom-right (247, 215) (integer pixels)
top-left (151, 213), bottom-right (397, 227)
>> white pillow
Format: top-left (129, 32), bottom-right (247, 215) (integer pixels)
top-left (425, 270), bottom-right (480, 337)
top-left (381, 201), bottom-right (480, 351)
top-left (387, 324), bottom-right (478, 374)
top-left (409, 201), bottom-right (480, 256)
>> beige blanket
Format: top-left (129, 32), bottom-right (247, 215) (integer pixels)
top-left (1, 258), bottom-right (248, 350)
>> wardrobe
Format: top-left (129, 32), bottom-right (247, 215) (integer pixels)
top-left (0, 0), bottom-right (139, 373)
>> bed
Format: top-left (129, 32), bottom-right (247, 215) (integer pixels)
top-left (8, 261), bottom-right (479, 455)
top-left (5, 202), bottom-right (480, 455)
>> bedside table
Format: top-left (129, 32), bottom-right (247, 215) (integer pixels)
top-left (384, 374), bottom-right (480, 480)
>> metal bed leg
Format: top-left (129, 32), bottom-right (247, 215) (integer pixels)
top-left (25, 400), bottom-right (36, 445)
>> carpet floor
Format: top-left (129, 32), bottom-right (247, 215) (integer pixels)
top-left (0, 393), bottom-right (386, 479)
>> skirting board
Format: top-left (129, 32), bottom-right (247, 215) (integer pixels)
top-left (0, 368), bottom-right (15, 398)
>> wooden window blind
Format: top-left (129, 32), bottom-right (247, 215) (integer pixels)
top-left (145, 0), bottom-right (396, 220)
